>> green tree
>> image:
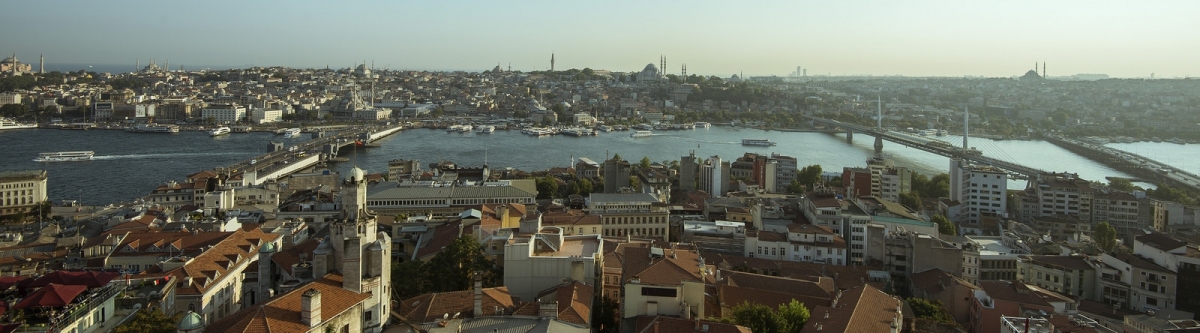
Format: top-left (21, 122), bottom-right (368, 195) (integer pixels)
top-left (629, 176), bottom-right (641, 190)
top-left (392, 259), bottom-right (430, 299)
top-left (1095, 221), bottom-right (1117, 253)
top-left (727, 302), bottom-right (786, 333)
top-left (113, 309), bottom-right (183, 333)
top-left (932, 214), bottom-right (955, 236)
top-left (796, 164), bottom-right (823, 188)
top-left (578, 178), bottom-right (594, 194)
top-left (536, 176), bottom-right (560, 199)
top-left (1108, 177), bottom-right (1137, 192)
top-left (787, 179), bottom-right (805, 194)
top-left (612, 153), bottom-right (623, 161)
top-left (899, 191), bottom-right (924, 211)
top-left (593, 296), bottom-right (620, 333)
top-left (908, 298), bottom-right (955, 324)
top-left (0, 104), bottom-right (29, 119)
top-left (776, 300), bottom-right (811, 332)
top-left (923, 173), bottom-right (951, 198)
top-left (640, 156), bottom-right (652, 169)
top-left (424, 235), bottom-right (499, 292)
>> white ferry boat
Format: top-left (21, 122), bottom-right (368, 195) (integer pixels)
top-left (34, 151), bottom-right (94, 162)
top-left (209, 127), bottom-right (232, 137)
top-left (282, 128), bottom-right (302, 138)
top-left (231, 126), bottom-right (253, 133)
top-left (742, 139), bottom-right (777, 146)
top-left (126, 123), bottom-right (180, 133)
top-left (694, 122), bottom-right (712, 129)
top-left (476, 125), bottom-right (495, 134)
top-left (630, 130), bottom-right (653, 138)
top-left (0, 118), bottom-right (37, 130)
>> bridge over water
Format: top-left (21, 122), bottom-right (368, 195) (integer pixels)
top-left (216, 124), bottom-right (406, 184)
top-left (808, 116), bottom-right (1048, 180)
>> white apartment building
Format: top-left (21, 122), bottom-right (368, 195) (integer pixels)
top-left (250, 108), bottom-right (282, 124)
top-left (744, 223), bottom-right (847, 265)
top-left (867, 156), bottom-right (910, 203)
top-left (950, 159), bottom-right (1008, 224)
top-left (0, 92), bottom-right (21, 106)
top-left (502, 229), bottom-right (602, 301)
top-left (699, 156), bottom-right (726, 197)
top-left (0, 170), bottom-right (48, 217)
top-left (201, 104), bottom-right (247, 123)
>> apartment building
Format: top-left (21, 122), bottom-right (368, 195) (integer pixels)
top-left (950, 159), bottom-right (1007, 224)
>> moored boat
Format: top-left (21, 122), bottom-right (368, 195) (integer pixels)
top-left (209, 127), bottom-right (231, 137)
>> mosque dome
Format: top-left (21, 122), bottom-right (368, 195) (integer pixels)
top-left (177, 311), bottom-right (204, 330)
top-left (259, 241), bottom-right (276, 253)
top-left (642, 63), bottom-right (658, 73)
top-left (1, 56), bottom-right (16, 64)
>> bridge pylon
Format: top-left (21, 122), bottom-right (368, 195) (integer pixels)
top-left (874, 135), bottom-right (884, 155)
top-left (846, 130), bottom-right (853, 143)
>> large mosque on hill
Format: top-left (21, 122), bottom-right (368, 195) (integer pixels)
top-left (1, 53), bottom-right (39, 76)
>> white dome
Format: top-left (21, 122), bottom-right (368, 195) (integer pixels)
top-left (178, 311), bottom-right (203, 330)
top-left (350, 167), bottom-right (365, 182)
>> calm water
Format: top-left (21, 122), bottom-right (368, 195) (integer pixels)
top-left (0, 126), bottom-right (1168, 205)
top-left (0, 129), bottom-right (309, 205)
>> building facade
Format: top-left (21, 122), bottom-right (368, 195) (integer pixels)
top-left (0, 170), bottom-right (48, 218)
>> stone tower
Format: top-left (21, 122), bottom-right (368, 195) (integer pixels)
top-left (321, 167), bottom-right (392, 333)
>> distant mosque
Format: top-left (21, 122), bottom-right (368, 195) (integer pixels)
top-left (1020, 62), bottom-right (1047, 81)
top-left (1, 53), bottom-right (40, 76)
top-left (637, 55), bottom-right (668, 84)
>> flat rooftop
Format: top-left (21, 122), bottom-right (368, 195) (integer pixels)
top-left (969, 236), bottom-right (1019, 257)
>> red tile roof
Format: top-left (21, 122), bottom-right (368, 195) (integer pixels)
top-left (396, 286), bottom-right (517, 323)
top-left (801, 284), bottom-right (901, 333)
top-left (203, 273), bottom-right (371, 333)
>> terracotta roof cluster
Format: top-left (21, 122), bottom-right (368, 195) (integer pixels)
top-left (977, 281), bottom-right (1053, 308)
top-left (801, 284), bottom-right (902, 333)
top-left (111, 231), bottom-right (234, 257)
top-left (623, 246), bottom-right (712, 286)
top-left (701, 252), bottom-right (881, 291)
top-left (396, 286), bottom-right (517, 324)
top-left (413, 220), bottom-right (464, 260)
top-left (909, 268), bottom-right (977, 296)
top-left (531, 281), bottom-right (592, 326)
top-left (141, 228), bottom-right (279, 295)
top-left (631, 315), bottom-right (751, 333)
top-left (271, 238), bottom-right (320, 276)
top-left (717, 271), bottom-right (834, 313)
top-left (203, 274), bottom-right (371, 333)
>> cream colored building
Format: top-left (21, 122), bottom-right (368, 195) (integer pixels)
top-left (621, 246), bottom-right (713, 319)
top-left (589, 193), bottom-right (670, 240)
top-left (0, 170), bottom-right (48, 218)
top-left (502, 222), bottom-right (602, 300)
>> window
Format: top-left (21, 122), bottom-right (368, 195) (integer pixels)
top-left (641, 287), bottom-right (678, 297)
top-left (365, 311), bottom-right (372, 322)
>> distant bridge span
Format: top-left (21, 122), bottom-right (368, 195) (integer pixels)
top-left (808, 116), bottom-right (1049, 179)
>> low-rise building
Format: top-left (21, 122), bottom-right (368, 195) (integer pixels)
top-left (0, 170), bottom-right (47, 218)
top-left (589, 193), bottom-right (670, 240)
top-left (1016, 254), bottom-right (1096, 298)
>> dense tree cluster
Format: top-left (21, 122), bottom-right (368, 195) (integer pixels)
top-left (113, 308), bottom-right (183, 333)
top-left (723, 300), bottom-right (810, 333)
top-left (391, 235), bottom-right (502, 299)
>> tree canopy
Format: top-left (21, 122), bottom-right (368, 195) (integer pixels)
top-left (113, 309), bottom-right (183, 333)
top-left (725, 300), bottom-right (810, 333)
top-left (908, 298), bottom-right (956, 325)
top-left (932, 214), bottom-right (955, 236)
top-left (796, 164), bottom-right (823, 189)
top-left (1094, 222), bottom-right (1117, 253)
top-left (392, 235), bottom-right (502, 299)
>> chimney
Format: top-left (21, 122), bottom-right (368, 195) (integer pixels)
top-left (473, 272), bottom-right (483, 317)
top-left (301, 288), bottom-right (321, 327)
top-left (538, 299), bottom-right (559, 318)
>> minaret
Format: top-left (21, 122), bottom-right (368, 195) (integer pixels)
top-left (165, 59), bottom-right (169, 72)
top-left (1042, 62), bottom-right (1046, 79)
top-left (39, 54), bottom-right (43, 74)
top-left (136, 58), bottom-right (140, 72)
top-left (550, 53), bottom-right (555, 71)
top-left (681, 64), bottom-right (686, 83)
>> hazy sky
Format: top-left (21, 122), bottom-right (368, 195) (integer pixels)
top-left (2, 0), bottom-right (1196, 77)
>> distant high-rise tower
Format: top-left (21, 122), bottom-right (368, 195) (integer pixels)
top-left (39, 54), bottom-right (43, 74)
top-left (550, 53), bottom-right (555, 71)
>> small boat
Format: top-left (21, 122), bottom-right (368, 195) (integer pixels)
top-left (231, 126), bottom-right (253, 133)
top-left (209, 127), bottom-right (231, 137)
top-left (742, 139), bottom-right (777, 146)
top-left (282, 128), bottom-right (302, 138)
top-left (599, 125), bottom-right (614, 132)
top-left (630, 130), bottom-right (653, 138)
top-left (34, 151), bottom-right (94, 162)
top-left (476, 125), bottom-right (495, 134)
top-left (694, 122), bottom-right (712, 129)
top-left (274, 128), bottom-right (288, 135)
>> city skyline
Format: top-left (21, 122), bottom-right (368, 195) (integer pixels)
top-left (2, 0), bottom-right (1198, 77)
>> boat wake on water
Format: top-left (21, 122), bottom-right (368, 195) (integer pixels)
top-left (92, 152), bottom-right (235, 160)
